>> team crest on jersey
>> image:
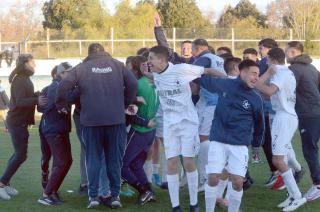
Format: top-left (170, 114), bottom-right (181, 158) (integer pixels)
top-left (242, 100), bottom-right (251, 110)
top-left (175, 79), bottom-right (181, 87)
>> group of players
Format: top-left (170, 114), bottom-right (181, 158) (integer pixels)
top-left (0, 14), bottom-right (320, 212)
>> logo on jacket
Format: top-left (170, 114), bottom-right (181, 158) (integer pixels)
top-left (92, 67), bottom-right (112, 73)
top-left (242, 100), bottom-right (251, 110)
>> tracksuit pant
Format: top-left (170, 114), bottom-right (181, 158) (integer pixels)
top-left (82, 124), bottom-right (126, 198)
top-left (121, 128), bottom-right (156, 188)
top-left (39, 125), bottom-right (51, 176)
top-left (299, 116), bottom-right (320, 185)
top-left (0, 121), bottom-right (29, 185)
top-left (44, 134), bottom-right (73, 195)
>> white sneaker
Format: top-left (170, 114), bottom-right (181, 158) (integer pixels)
top-left (5, 186), bottom-right (18, 196)
top-left (304, 185), bottom-right (320, 202)
top-left (278, 196), bottom-right (293, 208)
top-left (0, 187), bottom-right (11, 200)
top-left (282, 197), bottom-right (306, 211)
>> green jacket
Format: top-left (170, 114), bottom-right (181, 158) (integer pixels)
top-left (132, 76), bottom-right (159, 133)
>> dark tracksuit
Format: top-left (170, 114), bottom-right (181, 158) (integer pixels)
top-left (289, 54), bottom-right (320, 185)
top-left (196, 76), bottom-right (265, 147)
top-left (39, 76), bottom-right (73, 195)
top-left (0, 66), bottom-right (38, 185)
top-left (56, 51), bottom-right (137, 198)
top-left (259, 57), bottom-right (277, 173)
top-left (38, 86), bottom-right (51, 182)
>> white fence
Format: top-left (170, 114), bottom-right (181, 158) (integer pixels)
top-left (1, 28), bottom-right (320, 58)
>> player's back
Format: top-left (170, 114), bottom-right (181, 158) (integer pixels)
top-left (270, 65), bottom-right (297, 116)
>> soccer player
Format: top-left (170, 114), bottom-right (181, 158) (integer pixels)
top-left (286, 41), bottom-right (320, 201)
top-left (201, 60), bottom-right (264, 212)
top-left (255, 48), bottom-right (306, 211)
top-left (148, 45), bottom-right (225, 212)
top-left (191, 38), bottom-right (225, 192)
top-left (243, 48), bottom-right (259, 63)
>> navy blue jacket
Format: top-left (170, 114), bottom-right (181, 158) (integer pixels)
top-left (200, 76), bottom-right (265, 147)
top-left (154, 26), bottom-right (194, 64)
top-left (39, 76), bottom-right (72, 137)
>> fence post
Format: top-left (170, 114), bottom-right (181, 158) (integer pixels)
top-left (46, 28), bottom-right (50, 58)
top-left (231, 28), bottom-right (235, 54)
top-left (173, 27), bottom-right (176, 53)
top-left (79, 40), bottom-right (82, 56)
top-left (143, 40), bottom-right (146, 47)
top-left (111, 27), bottom-right (114, 55)
top-left (0, 31), bottom-right (2, 52)
top-left (289, 29), bottom-right (293, 41)
top-left (25, 41), bottom-right (28, 53)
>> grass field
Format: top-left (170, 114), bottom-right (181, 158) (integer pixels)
top-left (0, 123), bottom-right (320, 212)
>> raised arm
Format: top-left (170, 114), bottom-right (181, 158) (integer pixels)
top-left (154, 13), bottom-right (169, 48)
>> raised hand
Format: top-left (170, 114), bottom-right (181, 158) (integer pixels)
top-left (154, 12), bottom-right (162, 27)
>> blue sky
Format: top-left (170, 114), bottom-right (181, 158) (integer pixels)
top-left (0, 0), bottom-right (273, 18)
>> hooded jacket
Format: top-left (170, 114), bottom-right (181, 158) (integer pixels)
top-left (7, 65), bottom-right (38, 126)
top-left (289, 54), bottom-right (320, 118)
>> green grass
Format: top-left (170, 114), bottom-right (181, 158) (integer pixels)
top-left (0, 123), bottom-right (319, 212)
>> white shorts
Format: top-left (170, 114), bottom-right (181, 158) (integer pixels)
top-left (155, 106), bottom-right (164, 138)
top-left (197, 104), bottom-right (216, 136)
top-left (163, 122), bottom-right (200, 159)
top-left (271, 112), bottom-right (298, 156)
top-left (206, 141), bottom-right (248, 177)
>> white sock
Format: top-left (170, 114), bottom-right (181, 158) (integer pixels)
top-left (144, 160), bottom-right (153, 183)
top-left (197, 140), bottom-right (210, 183)
top-left (228, 187), bottom-right (243, 212)
top-left (282, 169), bottom-right (302, 199)
top-left (217, 179), bottom-right (228, 199)
top-left (161, 151), bottom-right (167, 182)
top-left (205, 184), bottom-right (217, 212)
top-left (287, 148), bottom-right (302, 173)
top-left (167, 174), bottom-right (180, 207)
top-left (225, 181), bottom-right (232, 200)
top-left (152, 164), bottom-right (160, 175)
top-left (186, 170), bottom-right (199, 206)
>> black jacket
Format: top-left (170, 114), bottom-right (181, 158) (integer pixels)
top-left (289, 54), bottom-right (320, 118)
top-left (56, 51), bottom-right (137, 127)
top-left (7, 65), bottom-right (38, 126)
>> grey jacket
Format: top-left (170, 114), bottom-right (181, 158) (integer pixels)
top-left (0, 89), bottom-right (9, 110)
top-left (56, 52), bottom-right (137, 126)
top-left (289, 54), bottom-right (320, 118)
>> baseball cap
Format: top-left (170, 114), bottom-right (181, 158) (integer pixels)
top-left (57, 62), bottom-right (72, 75)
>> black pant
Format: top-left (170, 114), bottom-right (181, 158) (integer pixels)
top-left (299, 116), bottom-right (320, 185)
top-left (40, 127), bottom-right (51, 174)
top-left (1, 122), bottom-right (29, 185)
top-left (44, 134), bottom-right (72, 195)
top-left (262, 113), bottom-right (277, 173)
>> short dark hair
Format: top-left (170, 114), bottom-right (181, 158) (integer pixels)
top-left (217, 46), bottom-right (232, 54)
top-left (224, 57), bottom-right (242, 74)
top-left (258, 38), bottom-right (278, 49)
top-left (219, 52), bottom-right (233, 61)
top-left (137, 47), bottom-right (150, 57)
top-left (88, 43), bottom-right (104, 55)
top-left (208, 45), bottom-right (216, 54)
top-left (181, 40), bottom-right (192, 45)
top-left (287, 41), bottom-right (304, 52)
top-left (192, 39), bottom-right (209, 47)
top-left (238, 59), bottom-right (259, 71)
top-left (51, 65), bottom-right (58, 78)
top-left (243, 48), bottom-right (258, 56)
top-left (149, 46), bottom-right (169, 61)
top-left (268, 47), bottom-right (286, 64)
top-left (126, 56), bottom-right (135, 67)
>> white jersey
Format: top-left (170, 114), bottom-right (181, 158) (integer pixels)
top-left (270, 65), bottom-right (297, 116)
top-left (153, 63), bottom-right (204, 126)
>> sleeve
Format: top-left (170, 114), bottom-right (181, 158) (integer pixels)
top-left (252, 96), bottom-right (265, 148)
top-left (37, 86), bottom-right (49, 113)
top-left (123, 67), bottom-right (138, 108)
top-left (154, 26), bottom-right (169, 48)
top-left (55, 68), bottom-right (78, 110)
top-left (193, 57), bottom-right (211, 68)
top-left (178, 64), bottom-right (204, 84)
top-left (13, 78), bottom-right (38, 107)
top-left (199, 75), bottom-right (227, 94)
top-left (270, 71), bottom-right (284, 90)
top-left (66, 86), bottom-right (80, 105)
top-left (1, 91), bottom-right (9, 107)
